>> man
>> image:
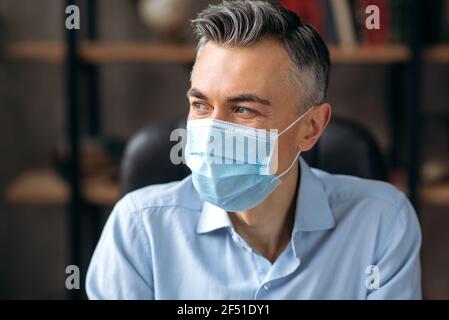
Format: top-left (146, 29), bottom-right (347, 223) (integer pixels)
top-left (86, 0), bottom-right (421, 299)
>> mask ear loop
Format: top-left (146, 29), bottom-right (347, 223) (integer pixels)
top-left (278, 106), bottom-right (315, 137)
top-left (271, 149), bottom-right (302, 183)
top-left (269, 106), bottom-right (315, 182)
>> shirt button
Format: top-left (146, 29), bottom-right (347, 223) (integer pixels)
top-left (263, 283), bottom-right (270, 290)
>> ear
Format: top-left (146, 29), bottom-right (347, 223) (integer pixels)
top-left (297, 103), bottom-right (332, 152)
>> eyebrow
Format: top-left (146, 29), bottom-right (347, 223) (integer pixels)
top-left (186, 88), bottom-right (209, 101)
top-left (187, 88), bottom-right (272, 106)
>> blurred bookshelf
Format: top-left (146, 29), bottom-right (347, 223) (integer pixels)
top-left (4, 41), bottom-right (198, 64)
top-left (425, 44), bottom-right (449, 63)
top-left (4, 42), bottom-right (65, 62)
top-left (4, 168), bottom-right (118, 206)
top-left (3, 2), bottom-right (448, 204)
top-left (5, 41), bottom-right (417, 64)
top-left (4, 38), bottom-right (449, 207)
top-left (3, 0), bottom-right (449, 287)
top-left (0, 39), bottom-right (425, 208)
top-left (5, 167), bottom-right (449, 207)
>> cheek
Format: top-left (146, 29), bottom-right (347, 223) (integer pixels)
top-left (275, 129), bottom-right (300, 173)
top-left (187, 109), bottom-right (197, 120)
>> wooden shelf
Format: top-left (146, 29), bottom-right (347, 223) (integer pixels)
top-left (329, 45), bottom-right (411, 63)
top-left (83, 178), bottom-right (120, 206)
top-left (4, 41), bottom-right (65, 63)
top-left (6, 167), bottom-right (449, 207)
top-left (420, 183), bottom-right (449, 206)
top-left (4, 168), bottom-right (119, 206)
top-left (4, 169), bottom-right (70, 205)
top-left (391, 170), bottom-right (449, 206)
top-left (11, 42), bottom-right (449, 64)
top-left (4, 41), bottom-right (413, 64)
top-left (80, 42), bottom-right (196, 64)
top-left (4, 41), bottom-right (196, 64)
top-left (82, 43), bottom-right (411, 64)
top-left (425, 44), bottom-right (449, 63)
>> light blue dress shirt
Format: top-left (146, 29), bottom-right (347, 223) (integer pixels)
top-left (86, 158), bottom-right (422, 299)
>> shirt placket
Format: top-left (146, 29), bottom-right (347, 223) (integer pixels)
top-left (229, 228), bottom-right (301, 299)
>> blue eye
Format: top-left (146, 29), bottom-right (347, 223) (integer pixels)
top-left (193, 102), bottom-right (207, 111)
top-left (235, 107), bottom-right (252, 114)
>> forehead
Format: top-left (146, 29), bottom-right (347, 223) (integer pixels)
top-left (191, 38), bottom-right (294, 94)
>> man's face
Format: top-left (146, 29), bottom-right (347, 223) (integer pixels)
top-left (187, 38), bottom-right (308, 174)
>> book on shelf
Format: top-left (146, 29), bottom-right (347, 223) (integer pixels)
top-left (357, 0), bottom-right (389, 45)
top-left (324, 0), bottom-right (338, 45)
top-left (277, 0), bottom-right (325, 35)
top-left (329, 0), bottom-right (357, 47)
top-left (277, 0), bottom-right (421, 47)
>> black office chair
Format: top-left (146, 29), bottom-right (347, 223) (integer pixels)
top-left (120, 117), bottom-right (388, 195)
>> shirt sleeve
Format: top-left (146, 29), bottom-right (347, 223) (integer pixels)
top-left (367, 196), bottom-right (422, 300)
top-left (85, 195), bottom-right (154, 300)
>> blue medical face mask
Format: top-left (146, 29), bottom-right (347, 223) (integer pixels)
top-left (185, 107), bottom-right (313, 212)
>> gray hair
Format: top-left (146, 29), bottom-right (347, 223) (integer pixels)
top-left (191, 0), bottom-right (330, 111)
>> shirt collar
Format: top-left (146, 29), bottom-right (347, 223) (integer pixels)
top-left (196, 157), bottom-right (335, 234)
top-left (196, 200), bottom-right (232, 233)
top-left (293, 157), bottom-right (335, 232)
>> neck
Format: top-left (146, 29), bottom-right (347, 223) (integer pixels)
top-left (229, 161), bottom-right (300, 263)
